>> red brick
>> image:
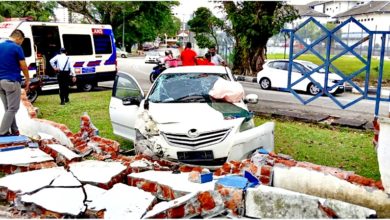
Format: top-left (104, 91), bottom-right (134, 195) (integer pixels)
top-left (260, 165), bottom-right (272, 177)
top-left (141, 181), bottom-right (158, 193)
top-left (198, 191), bottom-right (215, 211)
top-left (160, 185), bottom-right (175, 200)
top-left (275, 158), bottom-right (297, 167)
top-left (167, 204), bottom-right (185, 218)
top-left (260, 176), bottom-right (270, 185)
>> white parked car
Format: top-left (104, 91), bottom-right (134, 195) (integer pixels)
top-left (116, 48), bottom-right (129, 58)
top-left (109, 66), bottom-right (274, 167)
top-left (257, 60), bottom-right (345, 95)
top-left (145, 51), bottom-right (164, 64)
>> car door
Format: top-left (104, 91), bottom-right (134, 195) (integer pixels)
top-left (109, 72), bottom-right (144, 141)
top-left (269, 61), bottom-right (288, 88)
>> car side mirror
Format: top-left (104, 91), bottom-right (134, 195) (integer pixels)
top-left (244, 94), bottom-right (258, 104)
top-left (122, 97), bottom-right (142, 106)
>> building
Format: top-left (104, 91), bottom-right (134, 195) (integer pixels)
top-left (292, 5), bottom-right (331, 26)
top-left (308, 1), bottom-right (366, 18)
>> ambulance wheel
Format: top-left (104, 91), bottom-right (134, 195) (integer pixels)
top-left (78, 83), bottom-right (94, 92)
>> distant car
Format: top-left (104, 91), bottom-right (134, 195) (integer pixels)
top-left (116, 48), bottom-right (129, 58)
top-left (256, 60), bottom-right (345, 95)
top-left (145, 51), bottom-right (164, 64)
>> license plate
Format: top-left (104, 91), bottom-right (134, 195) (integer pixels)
top-left (82, 67), bottom-right (96, 74)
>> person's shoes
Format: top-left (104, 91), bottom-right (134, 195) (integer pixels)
top-left (0, 132), bottom-right (11, 137)
top-left (11, 130), bottom-right (20, 136)
top-left (60, 102), bottom-right (65, 105)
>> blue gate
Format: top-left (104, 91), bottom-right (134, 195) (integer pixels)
top-left (283, 17), bottom-right (390, 117)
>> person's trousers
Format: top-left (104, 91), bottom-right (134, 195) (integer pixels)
top-left (0, 79), bottom-right (21, 135)
top-left (58, 71), bottom-right (70, 103)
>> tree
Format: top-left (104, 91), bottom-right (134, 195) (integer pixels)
top-left (188, 7), bottom-right (224, 49)
top-left (0, 1), bottom-right (56, 21)
top-left (222, 1), bottom-right (299, 75)
top-left (58, 1), bottom-right (180, 51)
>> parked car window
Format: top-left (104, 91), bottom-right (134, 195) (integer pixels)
top-left (148, 73), bottom-right (229, 103)
top-left (304, 62), bottom-right (326, 73)
top-left (292, 63), bottom-right (306, 73)
top-left (113, 75), bottom-right (142, 99)
top-left (63, 34), bottom-right (93, 55)
top-left (93, 34), bottom-right (112, 54)
top-left (271, 61), bottom-right (287, 70)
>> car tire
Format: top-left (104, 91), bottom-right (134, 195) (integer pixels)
top-left (27, 90), bottom-right (38, 103)
top-left (121, 54), bottom-right (126, 58)
top-left (78, 83), bottom-right (94, 92)
top-left (259, 77), bottom-right (271, 90)
top-left (307, 83), bottom-right (320, 95)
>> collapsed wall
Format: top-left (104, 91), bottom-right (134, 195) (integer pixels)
top-left (0, 91), bottom-right (389, 218)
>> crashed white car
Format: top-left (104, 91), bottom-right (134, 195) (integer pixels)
top-left (109, 66), bottom-right (274, 166)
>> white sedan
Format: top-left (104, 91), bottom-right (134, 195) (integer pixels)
top-left (109, 66), bottom-right (274, 167)
top-left (257, 60), bottom-right (345, 95)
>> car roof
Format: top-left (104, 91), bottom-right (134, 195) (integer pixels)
top-left (266, 59), bottom-right (314, 65)
top-left (162, 66), bottom-right (231, 74)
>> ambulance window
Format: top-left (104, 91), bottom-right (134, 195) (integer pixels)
top-left (63, 34), bottom-right (93, 55)
top-left (21, 38), bottom-right (32, 57)
top-left (93, 35), bottom-right (112, 54)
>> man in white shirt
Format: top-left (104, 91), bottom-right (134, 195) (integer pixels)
top-left (50, 48), bottom-right (76, 105)
top-left (208, 46), bottom-right (226, 66)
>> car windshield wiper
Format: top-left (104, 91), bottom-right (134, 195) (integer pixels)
top-left (164, 94), bottom-right (208, 103)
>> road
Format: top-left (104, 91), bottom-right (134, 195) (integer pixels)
top-left (112, 57), bottom-right (389, 127)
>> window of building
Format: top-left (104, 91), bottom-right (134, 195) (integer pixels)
top-left (21, 38), bottom-right (32, 58)
top-left (93, 34), bottom-right (112, 54)
top-left (63, 34), bottom-right (93, 56)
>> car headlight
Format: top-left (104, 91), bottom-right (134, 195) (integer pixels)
top-left (239, 119), bottom-right (255, 132)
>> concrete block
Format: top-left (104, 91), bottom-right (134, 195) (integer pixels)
top-left (91, 183), bottom-right (156, 219)
top-left (128, 170), bottom-right (216, 200)
top-left (378, 117), bottom-right (390, 194)
top-left (245, 185), bottom-right (376, 218)
top-left (273, 165), bottom-right (390, 217)
top-left (69, 160), bottom-right (127, 189)
top-left (0, 148), bottom-right (53, 166)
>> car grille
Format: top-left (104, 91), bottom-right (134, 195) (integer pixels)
top-left (162, 128), bottom-right (231, 149)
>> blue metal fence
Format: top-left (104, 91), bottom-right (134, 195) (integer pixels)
top-left (283, 17), bottom-right (390, 117)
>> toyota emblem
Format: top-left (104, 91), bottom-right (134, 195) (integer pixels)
top-left (187, 129), bottom-right (200, 138)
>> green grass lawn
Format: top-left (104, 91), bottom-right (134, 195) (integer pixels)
top-left (267, 53), bottom-right (390, 85)
top-left (34, 90), bottom-right (379, 179)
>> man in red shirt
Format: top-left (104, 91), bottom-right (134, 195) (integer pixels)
top-left (197, 53), bottom-right (215, 66)
top-left (180, 42), bottom-right (197, 66)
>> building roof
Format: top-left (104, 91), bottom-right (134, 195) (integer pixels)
top-left (293, 5), bottom-right (330, 17)
top-left (307, 1), bottom-right (332, 7)
top-left (334, 1), bottom-right (390, 18)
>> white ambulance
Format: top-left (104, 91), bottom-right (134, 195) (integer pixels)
top-left (0, 21), bottom-right (117, 91)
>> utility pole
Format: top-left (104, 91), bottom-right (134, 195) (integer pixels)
top-left (122, 12), bottom-right (125, 51)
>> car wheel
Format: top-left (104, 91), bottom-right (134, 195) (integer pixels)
top-left (259, 77), bottom-right (271, 90)
top-left (307, 83), bottom-right (320, 95)
top-left (79, 83), bottom-right (94, 92)
top-left (121, 54), bottom-right (126, 58)
top-left (27, 90), bottom-right (38, 103)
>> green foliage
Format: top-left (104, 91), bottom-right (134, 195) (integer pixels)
top-left (223, 2), bottom-right (299, 75)
top-left (34, 90), bottom-right (133, 150)
top-left (254, 117), bottom-right (379, 180)
top-left (188, 7), bottom-right (224, 49)
top-left (0, 1), bottom-right (56, 21)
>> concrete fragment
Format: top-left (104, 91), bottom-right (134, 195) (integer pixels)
top-left (143, 192), bottom-right (199, 218)
top-left (128, 170), bottom-right (216, 200)
top-left (378, 117), bottom-right (390, 194)
top-left (245, 185), bottom-right (376, 218)
top-left (0, 148), bottom-right (53, 166)
top-left (69, 160), bottom-right (127, 189)
top-left (46, 144), bottom-right (80, 161)
top-left (273, 165), bottom-right (390, 217)
top-left (91, 183), bottom-right (156, 219)
top-left (215, 175), bottom-right (246, 216)
top-left (0, 167), bottom-right (67, 201)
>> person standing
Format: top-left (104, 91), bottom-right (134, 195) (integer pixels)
top-left (180, 42), bottom-right (197, 66)
top-left (50, 48), bottom-right (76, 105)
top-left (0, 29), bottom-right (30, 136)
top-left (208, 46), bottom-right (226, 66)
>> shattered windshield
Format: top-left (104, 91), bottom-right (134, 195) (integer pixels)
top-left (148, 73), bottom-right (229, 103)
